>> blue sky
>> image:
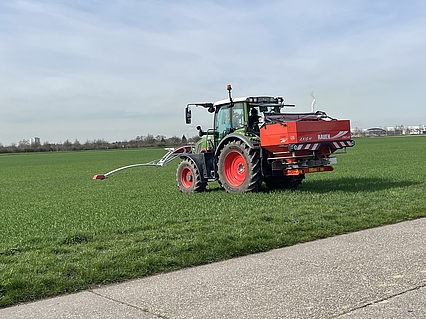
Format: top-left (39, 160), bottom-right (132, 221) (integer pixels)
top-left (1, 0), bottom-right (425, 145)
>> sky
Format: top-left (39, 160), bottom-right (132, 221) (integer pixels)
top-left (1, 0), bottom-right (425, 145)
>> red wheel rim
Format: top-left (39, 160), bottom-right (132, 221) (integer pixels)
top-left (224, 151), bottom-right (247, 187)
top-left (180, 167), bottom-right (193, 188)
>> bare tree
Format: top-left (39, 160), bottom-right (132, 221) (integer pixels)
top-left (18, 139), bottom-right (30, 150)
top-left (71, 139), bottom-right (82, 150)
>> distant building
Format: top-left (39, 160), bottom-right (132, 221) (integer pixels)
top-left (404, 125), bottom-right (426, 135)
top-left (363, 125), bottom-right (426, 136)
top-left (366, 127), bottom-right (387, 137)
top-left (30, 137), bottom-right (40, 145)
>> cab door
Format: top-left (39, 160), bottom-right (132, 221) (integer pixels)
top-left (214, 102), bottom-right (244, 141)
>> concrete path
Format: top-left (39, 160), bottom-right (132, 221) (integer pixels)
top-left (2, 218), bottom-right (425, 319)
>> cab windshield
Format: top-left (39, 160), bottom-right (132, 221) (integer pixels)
top-left (215, 102), bottom-right (244, 138)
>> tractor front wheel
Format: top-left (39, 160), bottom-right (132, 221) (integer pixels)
top-left (176, 158), bottom-right (207, 193)
top-left (218, 140), bottom-right (262, 193)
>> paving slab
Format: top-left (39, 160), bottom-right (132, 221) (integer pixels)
top-left (339, 285), bottom-right (425, 318)
top-left (0, 291), bottom-right (158, 319)
top-left (1, 218), bottom-right (425, 319)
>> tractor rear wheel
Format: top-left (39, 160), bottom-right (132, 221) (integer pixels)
top-left (218, 140), bottom-right (262, 193)
top-left (264, 175), bottom-right (305, 190)
top-left (176, 158), bottom-right (207, 193)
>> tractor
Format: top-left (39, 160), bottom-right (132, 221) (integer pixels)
top-left (93, 85), bottom-right (354, 193)
top-left (176, 84), bottom-right (355, 193)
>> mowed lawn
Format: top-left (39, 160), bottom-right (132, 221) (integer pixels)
top-left (1, 136), bottom-right (425, 307)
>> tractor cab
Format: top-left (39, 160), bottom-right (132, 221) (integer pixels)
top-left (213, 99), bottom-right (245, 139)
top-left (185, 85), bottom-right (293, 154)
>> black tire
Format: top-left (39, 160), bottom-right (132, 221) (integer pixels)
top-left (217, 140), bottom-right (262, 193)
top-left (264, 175), bottom-right (305, 190)
top-left (176, 158), bottom-right (207, 193)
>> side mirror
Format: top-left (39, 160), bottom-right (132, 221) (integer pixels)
top-left (196, 125), bottom-right (205, 137)
top-left (185, 106), bottom-right (192, 124)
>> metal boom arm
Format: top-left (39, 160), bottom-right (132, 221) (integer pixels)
top-left (93, 145), bottom-right (192, 180)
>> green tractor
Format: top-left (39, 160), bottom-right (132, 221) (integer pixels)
top-left (178, 85), bottom-right (281, 193)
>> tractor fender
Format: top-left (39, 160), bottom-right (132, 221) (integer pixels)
top-left (214, 133), bottom-right (257, 157)
top-left (179, 153), bottom-right (214, 181)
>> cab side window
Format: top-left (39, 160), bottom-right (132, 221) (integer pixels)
top-left (215, 102), bottom-right (244, 138)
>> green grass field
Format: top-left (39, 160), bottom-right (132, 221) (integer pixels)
top-left (1, 136), bottom-right (425, 307)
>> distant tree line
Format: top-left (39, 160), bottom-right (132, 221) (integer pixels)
top-left (0, 134), bottom-right (201, 154)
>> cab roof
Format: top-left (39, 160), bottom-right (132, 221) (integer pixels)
top-left (213, 96), bottom-right (283, 107)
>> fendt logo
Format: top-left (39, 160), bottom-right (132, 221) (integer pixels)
top-left (318, 133), bottom-right (330, 140)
